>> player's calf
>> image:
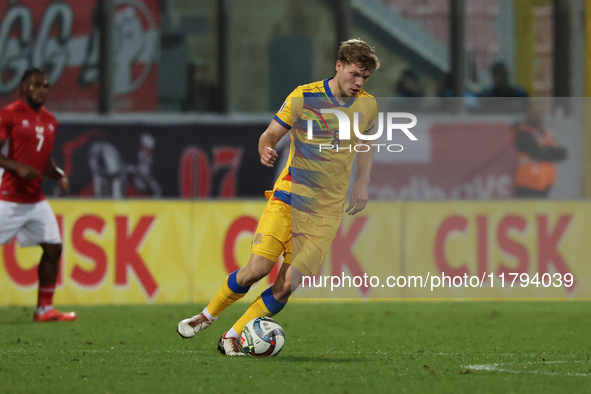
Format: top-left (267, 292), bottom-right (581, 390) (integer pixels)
top-left (237, 255), bottom-right (276, 287)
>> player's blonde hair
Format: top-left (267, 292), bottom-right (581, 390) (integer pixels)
top-left (337, 39), bottom-right (380, 73)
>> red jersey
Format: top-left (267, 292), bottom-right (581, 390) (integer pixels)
top-left (0, 100), bottom-right (57, 203)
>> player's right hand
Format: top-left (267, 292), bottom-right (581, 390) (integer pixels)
top-left (57, 176), bottom-right (70, 196)
top-left (16, 164), bottom-right (41, 181)
top-left (261, 147), bottom-right (278, 167)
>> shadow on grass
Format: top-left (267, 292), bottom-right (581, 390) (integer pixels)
top-left (0, 319), bottom-right (35, 325)
top-left (272, 355), bottom-right (372, 363)
top-left (0, 307), bottom-right (35, 324)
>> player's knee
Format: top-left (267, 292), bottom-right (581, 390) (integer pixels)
top-left (42, 243), bottom-right (62, 261)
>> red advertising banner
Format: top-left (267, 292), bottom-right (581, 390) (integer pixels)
top-left (0, 0), bottom-right (159, 112)
top-left (369, 122), bottom-right (519, 200)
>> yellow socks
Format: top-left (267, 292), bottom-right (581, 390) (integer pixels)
top-left (232, 287), bottom-right (286, 334)
top-left (206, 273), bottom-right (288, 338)
top-left (207, 270), bottom-right (251, 317)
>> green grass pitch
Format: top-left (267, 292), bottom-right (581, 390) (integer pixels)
top-left (1, 301), bottom-right (590, 394)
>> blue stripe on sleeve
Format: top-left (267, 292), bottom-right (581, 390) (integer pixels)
top-left (273, 115), bottom-right (291, 130)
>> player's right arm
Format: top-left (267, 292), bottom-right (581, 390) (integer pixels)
top-left (258, 120), bottom-right (288, 168)
top-left (0, 109), bottom-right (40, 180)
top-left (514, 129), bottom-right (567, 162)
top-left (259, 87), bottom-right (302, 167)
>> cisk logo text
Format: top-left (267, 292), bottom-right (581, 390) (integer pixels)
top-left (306, 110), bottom-right (418, 152)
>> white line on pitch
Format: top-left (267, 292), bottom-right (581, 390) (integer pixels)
top-left (464, 363), bottom-right (590, 377)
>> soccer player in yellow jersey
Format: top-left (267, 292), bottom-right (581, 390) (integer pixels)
top-left (178, 39), bottom-right (380, 355)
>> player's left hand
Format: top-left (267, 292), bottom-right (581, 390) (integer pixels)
top-left (346, 181), bottom-right (369, 215)
top-left (57, 176), bottom-right (70, 196)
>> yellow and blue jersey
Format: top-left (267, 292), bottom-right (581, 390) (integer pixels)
top-left (271, 78), bottom-right (377, 219)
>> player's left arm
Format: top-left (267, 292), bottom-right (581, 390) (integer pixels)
top-left (346, 143), bottom-right (374, 216)
top-left (43, 158), bottom-right (70, 196)
top-left (347, 101), bottom-right (377, 216)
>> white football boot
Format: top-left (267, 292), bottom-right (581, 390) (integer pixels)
top-left (177, 313), bottom-right (212, 339)
top-left (217, 332), bottom-right (245, 356)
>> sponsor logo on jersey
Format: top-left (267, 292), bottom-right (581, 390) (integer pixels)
top-left (253, 232), bottom-right (263, 245)
top-left (279, 101), bottom-right (287, 113)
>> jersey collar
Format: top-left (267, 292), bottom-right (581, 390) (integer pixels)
top-left (324, 78), bottom-right (356, 108)
top-left (17, 99), bottom-right (41, 115)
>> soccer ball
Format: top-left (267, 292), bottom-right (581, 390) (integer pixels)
top-left (240, 317), bottom-right (285, 356)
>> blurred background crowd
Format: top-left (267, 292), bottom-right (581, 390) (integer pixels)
top-left (0, 0), bottom-right (588, 200)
